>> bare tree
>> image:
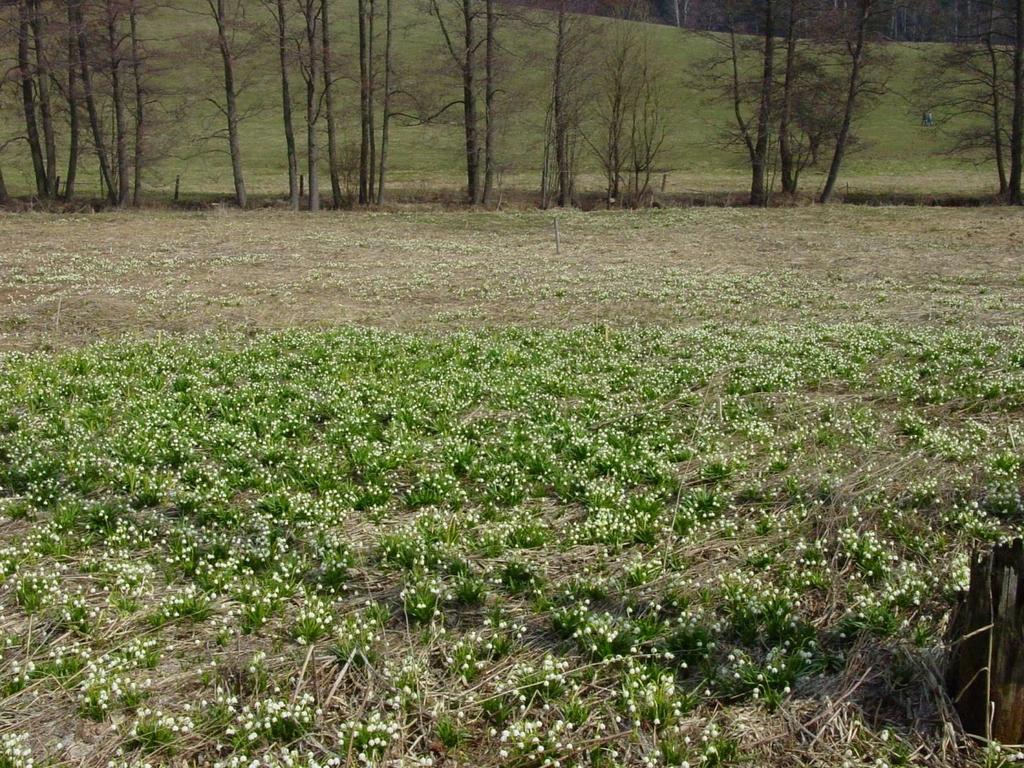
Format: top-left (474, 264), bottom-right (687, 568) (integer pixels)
top-left (205, 0), bottom-right (248, 207)
top-left (321, 0), bottom-right (340, 208)
top-left (376, 0), bottom-right (393, 205)
top-left (72, 0), bottom-right (116, 202)
top-left (778, 0), bottom-right (809, 195)
top-left (298, 0), bottom-right (320, 211)
top-left (921, 0), bottom-right (1012, 196)
top-left (18, 0), bottom-right (47, 197)
top-left (29, 0), bottom-right (57, 195)
top-left (105, 0), bottom-right (130, 205)
top-left (1011, 0), bottom-right (1024, 203)
top-left (65, 0), bottom-right (81, 199)
top-left (432, 0), bottom-right (483, 204)
top-left (483, 0), bottom-right (498, 204)
top-left (546, 0), bottom-right (589, 207)
top-left (587, 3), bottom-right (666, 207)
top-left (699, 0), bottom-right (780, 206)
top-left (362, 0), bottom-right (374, 204)
top-left (819, 0), bottom-right (889, 203)
top-left (782, 52), bottom-right (847, 192)
top-left (589, 17), bottom-right (634, 205)
top-left (263, 0), bottom-right (297, 207)
top-left (751, 0), bottom-right (775, 206)
top-left (262, 0), bottom-right (299, 209)
top-left (552, 0), bottom-right (569, 206)
top-left (368, 0), bottom-right (376, 202)
top-left (778, 2), bottom-right (847, 194)
top-left (626, 49), bottom-right (666, 205)
top-left (985, 0), bottom-right (1010, 195)
top-left (129, 0), bottom-right (145, 203)
top-left (357, 0), bottom-right (380, 204)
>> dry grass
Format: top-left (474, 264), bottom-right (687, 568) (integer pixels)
top-left (1, 206), bottom-right (1022, 351)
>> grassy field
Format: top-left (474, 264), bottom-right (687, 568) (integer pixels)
top-left (0, 2), bottom-right (998, 200)
top-left (0, 208), bottom-right (1023, 767)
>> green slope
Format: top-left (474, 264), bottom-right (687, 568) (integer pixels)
top-left (0, 3), bottom-right (992, 200)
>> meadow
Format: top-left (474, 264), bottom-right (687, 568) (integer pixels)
top-left (0, 207), bottom-right (1023, 767)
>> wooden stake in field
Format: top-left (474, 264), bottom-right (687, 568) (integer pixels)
top-left (554, 216), bottom-right (560, 255)
top-left (947, 539), bottom-right (1024, 746)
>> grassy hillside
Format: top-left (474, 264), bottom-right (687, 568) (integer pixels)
top-left (0, 2), bottom-right (991, 200)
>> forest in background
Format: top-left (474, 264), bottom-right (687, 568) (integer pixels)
top-left (521, 0), bottom-right (989, 41)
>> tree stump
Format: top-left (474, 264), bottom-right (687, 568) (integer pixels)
top-left (947, 539), bottom-right (1024, 745)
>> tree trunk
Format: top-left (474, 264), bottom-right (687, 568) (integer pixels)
top-left (368, 0), bottom-right (377, 202)
top-left (18, 0), bottom-right (48, 198)
top-left (304, 0), bottom-right (320, 212)
top-left (274, 0), bottom-right (299, 210)
top-left (30, 0), bottom-right (58, 196)
top-left (750, 0), bottom-right (775, 207)
top-left (73, 0), bottom-right (116, 203)
top-left (947, 539), bottom-right (1024, 745)
top-left (130, 1), bottom-right (144, 205)
top-left (779, 1), bottom-right (799, 196)
top-left (727, 26), bottom-right (758, 195)
top-left (483, 0), bottom-right (497, 205)
top-left (106, 0), bottom-right (129, 206)
top-left (554, 2), bottom-right (570, 207)
top-left (65, 0), bottom-right (81, 200)
top-left (322, 0), bottom-right (341, 208)
top-left (820, 0), bottom-right (870, 204)
top-left (1009, 0), bottom-right (1024, 204)
top-left (0, 167), bottom-right (8, 203)
top-left (214, 0), bottom-right (247, 208)
top-left (462, 0), bottom-right (480, 204)
top-left (376, 0), bottom-right (392, 206)
top-left (985, 5), bottom-right (1007, 196)
top-left (358, 0), bottom-right (370, 204)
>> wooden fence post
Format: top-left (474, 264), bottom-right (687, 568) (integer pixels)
top-left (947, 539), bottom-right (1024, 745)
top-left (174, 175), bottom-right (180, 203)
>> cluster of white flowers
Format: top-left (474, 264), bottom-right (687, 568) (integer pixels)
top-left (2, 659), bottom-right (34, 695)
top-left (151, 583), bottom-right (211, 625)
top-left (0, 733), bottom-right (33, 768)
top-left (333, 609), bottom-right (382, 665)
top-left (498, 717), bottom-right (571, 767)
top-left (128, 707), bottom-right (195, 749)
top-left (230, 694), bottom-right (319, 747)
top-left (399, 573), bottom-right (452, 624)
top-left (508, 654), bottom-right (572, 709)
top-left (338, 711), bottom-right (399, 765)
top-left (78, 655), bottom-right (148, 719)
top-left (619, 660), bottom-right (684, 727)
top-left (293, 593), bottom-right (335, 644)
top-left (14, 571), bottom-right (61, 614)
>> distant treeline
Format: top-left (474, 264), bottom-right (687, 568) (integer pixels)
top-left (1, 0), bottom-right (1023, 210)
top-left (516, 0), bottom-right (999, 42)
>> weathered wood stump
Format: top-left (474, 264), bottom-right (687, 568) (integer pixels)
top-left (947, 539), bottom-right (1024, 745)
